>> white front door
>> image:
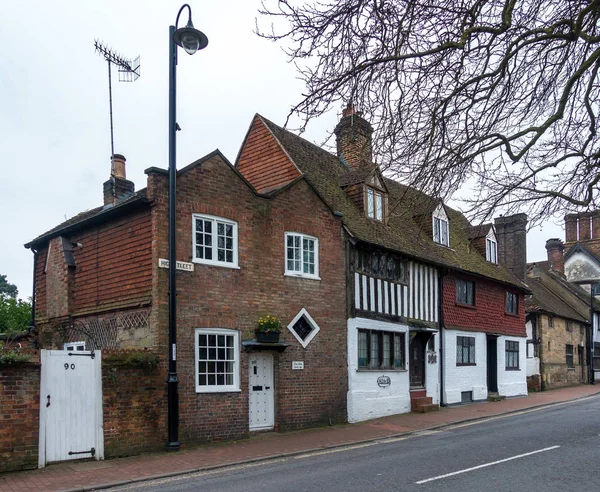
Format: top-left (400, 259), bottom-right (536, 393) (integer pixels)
top-left (39, 350), bottom-right (104, 467)
top-left (249, 353), bottom-right (274, 431)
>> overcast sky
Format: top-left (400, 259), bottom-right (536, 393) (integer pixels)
top-left (0, 0), bottom-right (563, 299)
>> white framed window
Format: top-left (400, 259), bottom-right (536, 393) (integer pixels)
top-left (192, 214), bottom-right (239, 268)
top-left (485, 228), bottom-right (498, 263)
top-left (195, 328), bottom-right (240, 393)
top-left (432, 204), bottom-right (449, 246)
top-left (287, 308), bottom-right (320, 348)
top-left (285, 232), bottom-right (319, 279)
top-left (64, 341), bottom-right (86, 351)
top-left (367, 187), bottom-right (384, 221)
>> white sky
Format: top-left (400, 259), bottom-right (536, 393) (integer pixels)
top-left (0, 0), bottom-right (563, 299)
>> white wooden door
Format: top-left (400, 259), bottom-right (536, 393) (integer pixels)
top-left (249, 353), bottom-right (274, 431)
top-left (39, 350), bottom-right (104, 467)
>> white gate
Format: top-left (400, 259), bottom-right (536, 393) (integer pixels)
top-left (249, 353), bottom-right (274, 431)
top-left (39, 350), bottom-right (104, 467)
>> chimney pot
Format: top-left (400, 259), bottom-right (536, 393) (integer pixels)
top-left (112, 153), bottom-right (127, 179)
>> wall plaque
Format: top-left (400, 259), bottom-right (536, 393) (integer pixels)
top-left (377, 375), bottom-right (391, 388)
top-left (292, 361), bottom-right (304, 370)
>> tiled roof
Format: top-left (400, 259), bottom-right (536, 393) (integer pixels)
top-left (466, 223), bottom-right (492, 240)
top-left (525, 277), bottom-right (588, 322)
top-left (260, 116), bottom-right (527, 290)
top-left (525, 264), bottom-right (600, 321)
top-left (25, 189), bottom-right (148, 248)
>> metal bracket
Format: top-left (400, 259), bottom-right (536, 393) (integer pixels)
top-left (68, 350), bottom-right (95, 359)
top-left (68, 447), bottom-right (95, 457)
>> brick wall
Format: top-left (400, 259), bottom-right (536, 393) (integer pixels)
top-left (149, 153), bottom-right (348, 442)
top-left (102, 351), bottom-right (166, 457)
top-left (443, 272), bottom-right (526, 337)
top-left (0, 362), bottom-right (40, 472)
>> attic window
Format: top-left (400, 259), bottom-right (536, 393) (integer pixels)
top-left (367, 187), bottom-right (384, 222)
top-left (432, 204), bottom-right (449, 246)
top-left (486, 238), bottom-right (498, 264)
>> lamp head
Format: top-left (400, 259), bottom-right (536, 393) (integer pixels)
top-left (173, 18), bottom-right (208, 55)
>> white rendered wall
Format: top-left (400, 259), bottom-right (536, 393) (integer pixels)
top-left (347, 318), bottom-right (412, 423)
top-left (526, 320), bottom-right (540, 377)
top-left (443, 330), bottom-right (488, 404)
top-left (497, 336), bottom-right (528, 397)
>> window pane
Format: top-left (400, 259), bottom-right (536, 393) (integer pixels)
top-left (376, 193), bottom-right (383, 221)
top-left (371, 333), bottom-right (379, 368)
top-left (368, 189), bottom-right (375, 218)
top-left (358, 331), bottom-right (368, 367)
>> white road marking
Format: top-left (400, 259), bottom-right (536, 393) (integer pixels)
top-left (415, 445), bottom-right (561, 484)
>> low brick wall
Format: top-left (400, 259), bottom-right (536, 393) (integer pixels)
top-left (0, 362), bottom-right (40, 473)
top-left (102, 351), bottom-right (166, 457)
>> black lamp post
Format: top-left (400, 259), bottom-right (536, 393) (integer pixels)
top-left (167, 3), bottom-right (208, 452)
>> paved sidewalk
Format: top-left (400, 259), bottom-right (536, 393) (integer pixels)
top-left (2, 385), bottom-right (599, 492)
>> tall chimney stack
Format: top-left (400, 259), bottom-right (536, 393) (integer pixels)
top-left (103, 154), bottom-right (135, 206)
top-left (333, 104), bottom-right (374, 169)
top-left (545, 238), bottom-right (565, 273)
top-left (495, 213), bottom-right (528, 280)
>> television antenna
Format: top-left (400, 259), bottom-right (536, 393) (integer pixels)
top-left (94, 40), bottom-right (140, 175)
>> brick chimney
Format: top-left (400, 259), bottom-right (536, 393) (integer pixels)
top-left (545, 238), bottom-right (564, 273)
top-left (103, 154), bottom-right (135, 206)
top-left (333, 104), bottom-right (374, 169)
top-left (495, 213), bottom-right (527, 280)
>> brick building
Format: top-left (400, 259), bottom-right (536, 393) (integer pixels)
top-left (24, 107), bottom-right (529, 462)
top-left (236, 108), bottom-right (529, 414)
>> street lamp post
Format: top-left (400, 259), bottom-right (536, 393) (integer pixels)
top-left (167, 3), bottom-right (208, 451)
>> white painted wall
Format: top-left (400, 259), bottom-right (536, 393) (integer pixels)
top-left (425, 333), bottom-right (440, 405)
top-left (526, 319), bottom-right (540, 377)
top-left (497, 336), bottom-right (528, 397)
top-left (347, 317), bottom-right (413, 423)
top-left (443, 330), bottom-right (488, 404)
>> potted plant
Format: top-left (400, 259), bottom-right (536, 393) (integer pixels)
top-left (256, 315), bottom-right (282, 343)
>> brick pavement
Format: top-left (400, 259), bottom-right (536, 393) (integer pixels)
top-left (1, 384), bottom-right (599, 492)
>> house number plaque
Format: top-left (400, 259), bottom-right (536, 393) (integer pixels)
top-left (377, 375), bottom-right (391, 388)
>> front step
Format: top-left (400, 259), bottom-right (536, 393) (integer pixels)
top-left (487, 392), bottom-right (506, 402)
top-left (413, 403), bottom-right (440, 413)
top-left (410, 396), bottom-right (432, 411)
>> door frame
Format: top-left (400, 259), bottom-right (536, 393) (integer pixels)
top-left (38, 350), bottom-right (104, 468)
top-left (248, 352), bottom-right (275, 431)
top-left (486, 335), bottom-right (498, 393)
top-left (409, 332), bottom-right (429, 389)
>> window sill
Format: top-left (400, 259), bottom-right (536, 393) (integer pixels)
top-left (505, 368), bottom-right (521, 371)
top-left (455, 302), bottom-right (476, 310)
top-left (357, 368), bottom-right (407, 372)
top-left (195, 388), bottom-right (242, 394)
top-left (456, 363), bottom-right (476, 367)
top-left (192, 259), bottom-right (240, 269)
top-left (505, 312), bottom-right (520, 318)
top-left (284, 273), bottom-right (321, 281)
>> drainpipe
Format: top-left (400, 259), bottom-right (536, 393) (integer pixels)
top-left (30, 248), bottom-right (38, 345)
top-left (438, 269), bottom-right (447, 406)
top-left (589, 283), bottom-right (596, 384)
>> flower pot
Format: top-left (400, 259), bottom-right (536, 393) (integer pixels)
top-left (255, 330), bottom-right (280, 343)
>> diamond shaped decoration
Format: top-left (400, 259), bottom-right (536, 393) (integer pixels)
top-left (287, 308), bottom-right (320, 348)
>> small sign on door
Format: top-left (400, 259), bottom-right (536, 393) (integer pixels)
top-left (292, 361), bottom-right (304, 370)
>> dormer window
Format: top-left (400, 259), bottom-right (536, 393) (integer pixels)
top-left (486, 238), bottom-right (497, 263)
top-left (367, 187), bottom-right (383, 221)
top-left (432, 204), bottom-right (449, 246)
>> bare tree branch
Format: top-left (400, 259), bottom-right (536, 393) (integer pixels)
top-left (257, 0), bottom-right (600, 225)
